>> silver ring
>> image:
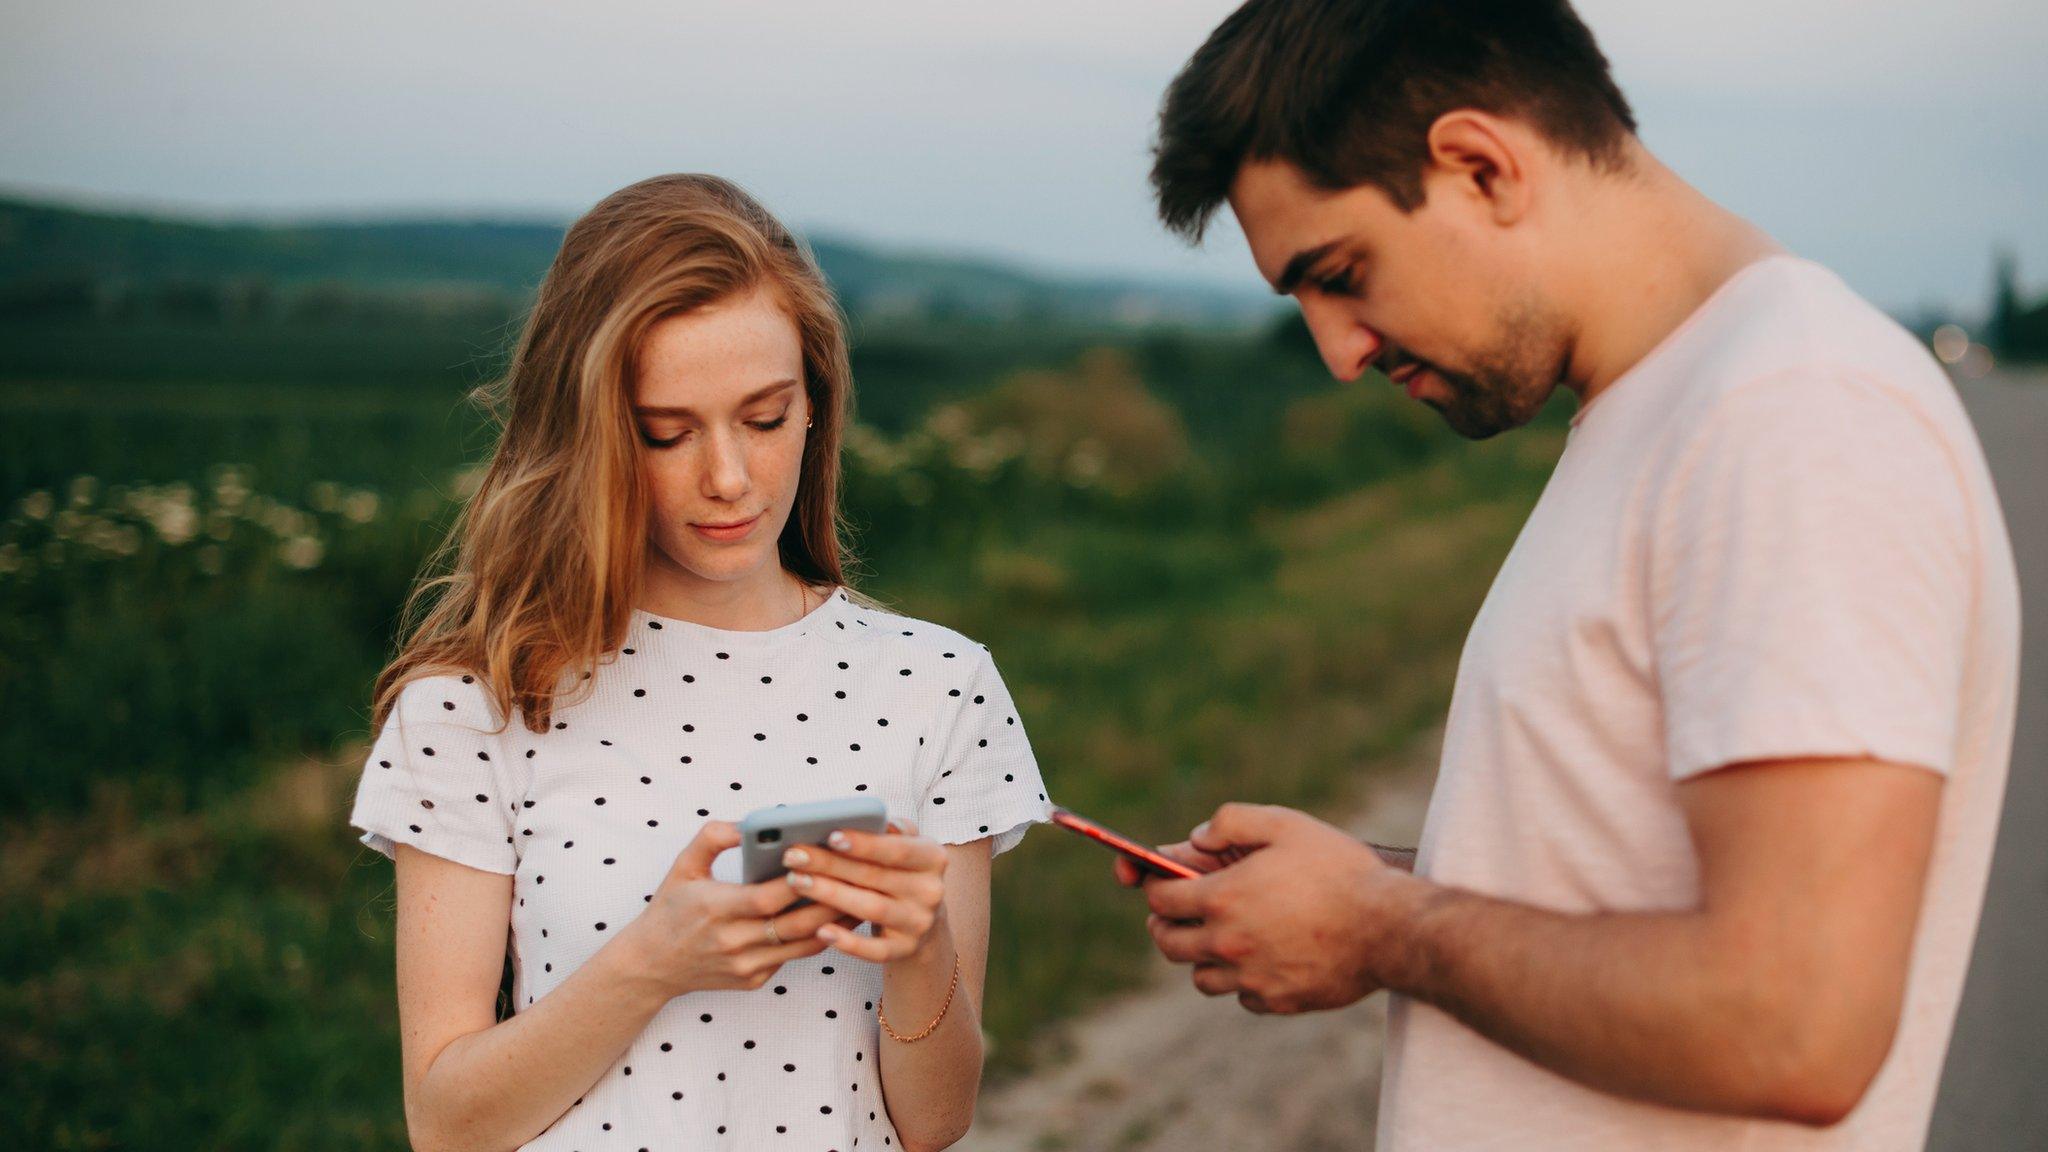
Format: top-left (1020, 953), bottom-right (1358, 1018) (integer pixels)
top-left (764, 917), bottom-right (783, 946)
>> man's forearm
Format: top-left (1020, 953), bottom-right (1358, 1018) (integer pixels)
top-left (1374, 879), bottom-right (1857, 1125)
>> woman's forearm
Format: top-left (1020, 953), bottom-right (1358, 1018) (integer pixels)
top-left (406, 930), bottom-right (678, 1152)
top-left (876, 917), bottom-right (984, 1152)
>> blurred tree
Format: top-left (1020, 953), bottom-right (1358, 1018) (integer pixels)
top-left (1991, 246), bottom-right (2019, 352)
top-left (1267, 308), bottom-right (1320, 360)
top-left (933, 347), bottom-right (1192, 496)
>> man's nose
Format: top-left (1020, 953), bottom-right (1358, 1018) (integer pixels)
top-left (1300, 299), bottom-right (1383, 382)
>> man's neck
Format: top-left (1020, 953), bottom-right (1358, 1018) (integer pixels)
top-left (1556, 146), bottom-right (1784, 407)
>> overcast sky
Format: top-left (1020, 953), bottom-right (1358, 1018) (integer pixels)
top-left (2, 0), bottom-right (2043, 316)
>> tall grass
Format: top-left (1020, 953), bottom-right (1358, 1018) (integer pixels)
top-left (0, 344), bottom-right (1567, 1148)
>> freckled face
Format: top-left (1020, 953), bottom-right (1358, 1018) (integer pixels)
top-left (631, 286), bottom-right (811, 591)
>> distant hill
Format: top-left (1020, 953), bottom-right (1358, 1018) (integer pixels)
top-left (0, 194), bottom-right (1278, 330)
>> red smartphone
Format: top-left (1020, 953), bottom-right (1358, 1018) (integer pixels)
top-left (1050, 806), bottom-right (1205, 880)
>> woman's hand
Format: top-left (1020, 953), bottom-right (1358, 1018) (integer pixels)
top-left (622, 821), bottom-right (861, 998)
top-left (781, 818), bottom-right (950, 964)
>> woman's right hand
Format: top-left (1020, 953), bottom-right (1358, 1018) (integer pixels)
top-left (622, 820), bottom-right (861, 998)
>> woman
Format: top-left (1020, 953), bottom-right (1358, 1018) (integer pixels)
top-left (348, 173), bottom-right (1052, 1152)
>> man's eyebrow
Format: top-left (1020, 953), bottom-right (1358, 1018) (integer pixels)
top-left (632, 378), bottom-right (800, 418)
top-left (1273, 240), bottom-right (1342, 296)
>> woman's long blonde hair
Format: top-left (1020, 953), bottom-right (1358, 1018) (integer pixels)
top-left (372, 174), bottom-right (877, 733)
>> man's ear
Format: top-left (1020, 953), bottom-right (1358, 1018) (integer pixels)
top-left (1423, 110), bottom-right (1533, 227)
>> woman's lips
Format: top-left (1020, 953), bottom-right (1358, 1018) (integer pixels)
top-left (691, 513), bottom-right (760, 542)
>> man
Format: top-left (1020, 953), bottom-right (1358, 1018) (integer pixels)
top-left (1114, 1), bottom-right (2022, 1149)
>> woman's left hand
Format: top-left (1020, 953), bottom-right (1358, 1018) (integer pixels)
top-left (781, 818), bottom-right (949, 963)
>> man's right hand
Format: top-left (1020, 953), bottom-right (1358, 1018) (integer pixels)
top-left (1111, 836), bottom-right (1414, 888)
top-left (1111, 839), bottom-right (1233, 888)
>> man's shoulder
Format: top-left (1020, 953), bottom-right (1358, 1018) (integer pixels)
top-left (1679, 256), bottom-right (1953, 423)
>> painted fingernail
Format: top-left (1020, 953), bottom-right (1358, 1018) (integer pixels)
top-left (783, 848), bottom-right (809, 868)
top-left (827, 832), bottom-right (850, 851)
top-left (787, 871), bottom-right (813, 890)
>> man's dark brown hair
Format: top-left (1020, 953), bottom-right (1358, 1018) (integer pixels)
top-left (1152, 0), bottom-right (1637, 241)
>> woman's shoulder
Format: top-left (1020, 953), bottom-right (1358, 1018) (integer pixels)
top-left (840, 599), bottom-right (994, 665)
top-left (387, 668), bottom-right (513, 733)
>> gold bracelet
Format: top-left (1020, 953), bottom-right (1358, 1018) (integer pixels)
top-left (877, 955), bottom-right (960, 1043)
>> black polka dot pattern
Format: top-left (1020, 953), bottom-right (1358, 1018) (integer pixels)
top-left (346, 586), bottom-right (1052, 1148)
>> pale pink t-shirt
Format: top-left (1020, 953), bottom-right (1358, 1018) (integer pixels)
top-left (1377, 254), bottom-right (2021, 1151)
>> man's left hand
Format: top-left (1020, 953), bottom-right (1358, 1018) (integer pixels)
top-left (1140, 802), bottom-right (1425, 1014)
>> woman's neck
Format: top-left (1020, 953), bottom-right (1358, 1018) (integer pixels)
top-left (637, 561), bottom-right (816, 631)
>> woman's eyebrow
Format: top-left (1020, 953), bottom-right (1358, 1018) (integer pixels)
top-left (632, 378), bottom-right (800, 418)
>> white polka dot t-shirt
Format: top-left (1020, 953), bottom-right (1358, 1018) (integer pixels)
top-left (348, 586), bottom-right (1054, 1151)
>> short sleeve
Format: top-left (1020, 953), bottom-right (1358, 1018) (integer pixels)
top-left (915, 644), bottom-right (1053, 858)
top-left (1650, 372), bottom-right (1975, 781)
top-left (349, 673), bottom-right (525, 875)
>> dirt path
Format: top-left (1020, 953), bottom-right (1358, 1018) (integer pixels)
top-left (960, 734), bottom-right (1440, 1152)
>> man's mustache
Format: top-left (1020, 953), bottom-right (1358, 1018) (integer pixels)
top-left (1372, 340), bottom-right (1430, 382)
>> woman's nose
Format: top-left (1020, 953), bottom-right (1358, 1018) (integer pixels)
top-left (699, 429), bottom-right (751, 500)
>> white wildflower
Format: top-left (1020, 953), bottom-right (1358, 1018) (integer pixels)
top-left (212, 466), bottom-right (251, 512)
top-left (340, 490), bottom-right (380, 524)
top-left (279, 535), bottom-right (324, 570)
top-left (150, 500), bottom-right (199, 546)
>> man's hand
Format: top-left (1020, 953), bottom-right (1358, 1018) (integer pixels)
top-left (1109, 839), bottom-right (1230, 888)
top-left (1128, 802), bottom-right (1430, 1015)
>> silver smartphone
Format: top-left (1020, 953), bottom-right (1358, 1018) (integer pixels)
top-left (737, 796), bottom-right (891, 896)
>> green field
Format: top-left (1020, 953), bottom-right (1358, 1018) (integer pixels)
top-left (0, 229), bottom-right (1566, 1146)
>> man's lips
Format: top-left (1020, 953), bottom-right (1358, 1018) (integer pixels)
top-left (1386, 361), bottom-right (1433, 399)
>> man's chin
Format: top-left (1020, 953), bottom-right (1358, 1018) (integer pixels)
top-left (1430, 399), bottom-right (1515, 441)
top-left (1425, 373), bottom-right (1552, 441)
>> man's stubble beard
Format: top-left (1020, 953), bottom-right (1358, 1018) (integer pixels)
top-left (1412, 294), bottom-right (1572, 441)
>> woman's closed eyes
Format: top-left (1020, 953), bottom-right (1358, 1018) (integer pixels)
top-left (640, 411), bottom-right (791, 449)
